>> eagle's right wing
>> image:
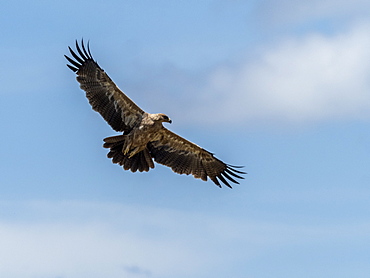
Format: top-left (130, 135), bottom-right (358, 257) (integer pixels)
top-left (148, 128), bottom-right (245, 188)
top-left (65, 40), bottom-right (144, 132)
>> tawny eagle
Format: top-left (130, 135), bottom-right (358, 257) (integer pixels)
top-left (65, 40), bottom-right (245, 188)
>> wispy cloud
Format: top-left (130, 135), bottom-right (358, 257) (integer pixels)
top-left (187, 22), bottom-right (370, 125)
top-left (1, 200), bottom-right (369, 278)
top-left (259, 0), bottom-right (370, 25)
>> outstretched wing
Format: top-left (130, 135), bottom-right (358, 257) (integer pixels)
top-left (148, 128), bottom-right (245, 188)
top-left (65, 40), bottom-right (144, 132)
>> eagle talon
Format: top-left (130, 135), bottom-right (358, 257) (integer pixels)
top-left (127, 151), bottom-right (136, 158)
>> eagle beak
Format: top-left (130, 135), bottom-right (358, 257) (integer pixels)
top-left (168, 119), bottom-right (172, 124)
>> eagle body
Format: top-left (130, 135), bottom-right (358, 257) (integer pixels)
top-left (106, 112), bottom-right (171, 158)
top-left (65, 40), bottom-right (245, 188)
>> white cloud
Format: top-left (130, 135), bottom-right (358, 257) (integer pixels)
top-left (0, 200), bottom-right (369, 278)
top-left (195, 22), bottom-right (370, 125)
top-left (0, 201), bottom-right (255, 278)
top-left (259, 0), bottom-right (370, 25)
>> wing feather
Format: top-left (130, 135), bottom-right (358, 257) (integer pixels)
top-left (148, 128), bottom-right (245, 188)
top-left (65, 40), bottom-right (144, 132)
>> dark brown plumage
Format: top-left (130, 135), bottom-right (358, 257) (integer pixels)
top-left (65, 40), bottom-right (245, 188)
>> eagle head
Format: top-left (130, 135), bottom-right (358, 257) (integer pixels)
top-left (159, 113), bottom-right (172, 124)
top-left (152, 113), bottom-right (172, 124)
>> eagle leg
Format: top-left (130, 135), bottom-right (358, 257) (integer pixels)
top-left (127, 145), bottom-right (146, 158)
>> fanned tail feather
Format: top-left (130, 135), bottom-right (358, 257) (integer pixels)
top-left (103, 135), bottom-right (154, 172)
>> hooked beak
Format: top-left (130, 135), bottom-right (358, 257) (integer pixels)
top-left (168, 119), bottom-right (172, 124)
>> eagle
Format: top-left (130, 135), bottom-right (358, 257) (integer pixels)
top-left (65, 40), bottom-right (245, 188)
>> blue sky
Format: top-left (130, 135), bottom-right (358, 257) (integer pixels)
top-left (1, 0), bottom-right (370, 277)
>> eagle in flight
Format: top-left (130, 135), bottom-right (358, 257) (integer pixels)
top-left (65, 40), bottom-right (245, 188)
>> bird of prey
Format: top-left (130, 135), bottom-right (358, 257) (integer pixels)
top-left (65, 40), bottom-right (245, 188)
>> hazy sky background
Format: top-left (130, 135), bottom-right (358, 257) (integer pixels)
top-left (1, 1), bottom-right (370, 277)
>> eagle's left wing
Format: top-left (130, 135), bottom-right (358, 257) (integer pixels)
top-left (148, 128), bottom-right (245, 188)
top-left (65, 40), bottom-right (145, 133)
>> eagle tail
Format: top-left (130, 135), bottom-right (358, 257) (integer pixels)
top-left (103, 135), bottom-right (154, 172)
